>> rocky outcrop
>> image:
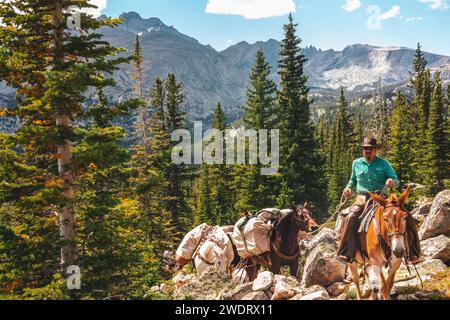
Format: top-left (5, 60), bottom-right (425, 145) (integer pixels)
top-left (419, 190), bottom-right (450, 240)
top-left (393, 259), bottom-right (447, 292)
top-left (302, 240), bottom-right (346, 288)
top-left (252, 271), bottom-right (273, 291)
top-left (411, 201), bottom-right (433, 223)
top-left (420, 235), bottom-right (450, 264)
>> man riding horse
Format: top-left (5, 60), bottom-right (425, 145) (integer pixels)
top-left (337, 137), bottom-right (422, 265)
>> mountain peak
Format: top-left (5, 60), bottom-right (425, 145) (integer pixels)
top-left (118, 12), bottom-right (169, 35)
top-left (119, 11), bottom-right (143, 21)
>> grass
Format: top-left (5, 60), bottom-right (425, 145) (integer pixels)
top-left (345, 288), bottom-right (357, 300)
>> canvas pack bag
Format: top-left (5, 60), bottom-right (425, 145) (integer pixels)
top-left (232, 208), bottom-right (280, 259)
top-left (176, 223), bottom-right (214, 260)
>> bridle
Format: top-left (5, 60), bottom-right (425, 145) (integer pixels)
top-left (380, 203), bottom-right (407, 238)
top-left (269, 206), bottom-right (310, 262)
top-left (293, 206), bottom-right (312, 227)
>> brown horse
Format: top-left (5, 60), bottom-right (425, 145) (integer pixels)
top-left (349, 186), bottom-right (412, 300)
top-left (240, 203), bottom-right (319, 281)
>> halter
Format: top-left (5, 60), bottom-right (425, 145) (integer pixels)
top-left (293, 206), bottom-right (311, 225)
top-left (380, 203), bottom-right (407, 238)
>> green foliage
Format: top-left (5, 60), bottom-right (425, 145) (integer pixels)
top-left (276, 14), bottom-right (327, 212)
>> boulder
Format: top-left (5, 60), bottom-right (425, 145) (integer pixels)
top-left (271, 277), bottom-right (300, 300)
top-left (227, 282), bottom-right (254, 300)
top-left (411, 201), bottom-right (432, 217)
top-left (419, 190), bottom-right (450, 240)
top-left (172, 272), bottom-right (196, 289)
top-left (393, 259), bottom-right (447, 291)
top-left (326, 282), bottom-right (346, 297)
top-left (160, 283), bottom-right (172, 295)
top-left (299, 289), bottom-right (330, 300)
top-left (242, 291), bottom-right (269, 300)
top-left (252, 271), bottom-right (274, 292)
top-left (302, 241), bottom-right (346, 287)
top-left (149, 285), bottom-right (160, 293)
top-left (302, 228), bottom-right (337, 254)
top-left (420, 235), bottom-right (450, 264)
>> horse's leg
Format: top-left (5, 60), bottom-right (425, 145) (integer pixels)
top-left (290, 260), bottom-right (299, 279)
top-left (270, 254), bottom-right (281, 275)
top-left (349, 261), bottom-right (362, 300)
top-left (369, 264), bottom-right (388, 300)
top-left (385, 256), bottom-right (402, 298)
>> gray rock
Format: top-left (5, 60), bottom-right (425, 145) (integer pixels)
top-left (160, 283), bottom-right (172, 295)
top-left (421, 235), bottom-right (450, 264)
top-left (252, 271), bottom-right (274, 292)
top-left (229, 282), bottom-right (254, 301)
top-left (299, 290), bottom-right (330, 300)
top-left (393, 259), bottom-right (447, 291)
top-left (411, 202), bottom-right (432, 217)
top-left (302, 228), bottom-right (337, 254)
top-left (271, 278), bottom-right (298, 300)
top-left (302, 241), bottom-right (346, 287)
top-left (149, 285), bottom-right (160, 293)
top-left (326, 282), bottom-right (346, 297)
top-left (419, 190), bottom-right (450, 240)
top-left (242, 291), bottom-right (269, 300)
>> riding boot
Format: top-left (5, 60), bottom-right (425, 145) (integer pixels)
top-left (406, 214), bottom-right (421, 262)
top-left (337, 205), bottom-right (364, 262)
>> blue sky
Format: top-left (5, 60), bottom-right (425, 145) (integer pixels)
top-left (97, 0), bottom-right (450, 55)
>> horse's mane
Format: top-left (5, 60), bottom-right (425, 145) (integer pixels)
top-left (275, 208), bottom-right (296, 233)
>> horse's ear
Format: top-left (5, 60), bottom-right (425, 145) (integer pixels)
top-left (369, 192), bottom-right (388, 206)
top-left (303, 202), bottom-right (310, 210)
top-left (291, 202), bottom-right (297, 210)
top-left (398, 185), bottom-right (412, 206)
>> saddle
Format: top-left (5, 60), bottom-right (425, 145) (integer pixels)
top-left (356, 200), bottom-right (392, 261)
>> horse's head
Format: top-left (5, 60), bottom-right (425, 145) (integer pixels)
top-left (369, 186), bottom-right (412, 259)
top-left (291, 202), bottom-right (319, 233)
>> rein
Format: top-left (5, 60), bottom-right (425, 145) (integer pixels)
top-left (309, 195), bottom-right (348, 235)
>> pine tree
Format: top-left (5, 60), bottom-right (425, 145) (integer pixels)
top-left (276, 14), bottom-right (326, 211)
top-left (130, 76), bottom-right (178, 260)
top-left (195, 103), bottom-right (237, 225)
top-left (408, 44), bottom-right (432, 183)
top-left (0, 0), bottom-right (131, 288)
top-left (326, 88), bottom-right (358, 211)
top-left (423, 73), bottom-right (448, 193)
top-left (371, 81), bottom-right (390, 155)
top-left (387, 91), bottom-right (414, 187)
top-left (243, 48), bottom-right (277, 128)
top-left (164, 73), bottom-right (191, 231)
top-left (132, 35), bottom-right (150, 150)
top-left (233, 49), bottom-right (279, 213)
top-left (73, 87), bottom-right (158, 299)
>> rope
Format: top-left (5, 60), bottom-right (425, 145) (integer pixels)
top-left (309, 195), bottom-right (348, 235)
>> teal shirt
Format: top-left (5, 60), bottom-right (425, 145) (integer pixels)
top-left (346, 156), bottom-right (399, 194)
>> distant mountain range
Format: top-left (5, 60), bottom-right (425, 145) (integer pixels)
top-left (2, 11), bottom-right (450, 126)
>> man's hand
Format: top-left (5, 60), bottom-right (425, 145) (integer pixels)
top-left (386, 178), bottom-right (395, 188)
top-left (343, 187), bottom-right (352, 199)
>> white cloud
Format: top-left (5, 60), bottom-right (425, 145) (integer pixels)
top-left (205, 0), bottom-right (296, 19)
top-left (226, 39), bottom-right (234, 44)
top-left (343, 0), bottom-right (362, 12)
top-left (418, 0), bottom-right (448, 10)
top-left (379, 5), bottom-right (400, 20)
